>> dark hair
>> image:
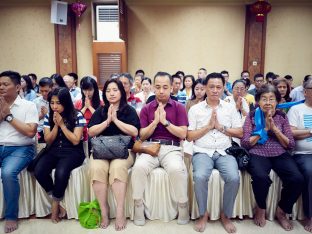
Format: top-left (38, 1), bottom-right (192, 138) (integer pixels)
top-left (304, 75), bottom-right (312, 83)
top-left (242, 78), bottom-right (251, 89)
top-left (221, 70), bottom-right (229, 75)
top-left (48, 87), bottom-right (77, 131)
top-left (119, 73), bottom-right (134, 86)
top-left (50, 73), bottom-right (67, 88)
top-left (255, 84), bottom-right (281, 103)
top-left (28, 73), bottom-right (37, 81)
top-left (265, 72), bottom-right (276, 81)
top-left (204, 72), bottom-right (225, 86)
top-left (141, 77), bottom-right (152, 85)
top-left (102, 79), bottom-right (128, 112)
top-left (39, 77), bottom-right (53, 87)
top-left (0, 70), bottom-right (21, 85)
top-left (191, 78), bottom-right (206, 100)
top-left (80, 76), bottom-right (101, 110)
top-left (273, 78), bottom-right (291, 102)
top-left (175, 71), bottom-right (185, 77)
top-left (21, 75), bottom-right (34, 94)
top-left (181, 75), bottom-right (195, 91)
top-left (135, 69), bottom-right (145, 76)
top-left (199, 68), bottom-right (207, 72)
top-left (68, 72), bottom-right (78, 86)
top-left (153, 71), bottom-right (172, 84)
top-left (254, 73), bottom-right (264, 81)
top-left (171, 74), bottom-right (181, 81)
top-left (241, 70), bottom-right (249, 77)
top-left (284, 75), bottom-right (293, 81)
top-left (232, 79), bottom-right (247, 89)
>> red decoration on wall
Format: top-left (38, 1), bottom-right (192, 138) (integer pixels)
top-left (250, 0), bottom-right (271, 22)
top-left (71, 1), bottom-right (87, 30)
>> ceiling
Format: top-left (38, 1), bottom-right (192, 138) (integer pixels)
top-left (0, 0), bottom-right (311, 6)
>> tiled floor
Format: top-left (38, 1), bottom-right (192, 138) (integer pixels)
top-left (0, 218), bottom-right (308, 234)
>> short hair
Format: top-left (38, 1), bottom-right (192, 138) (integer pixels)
top-left (303, 78), bottom-right (312, 89)
top-left (0, 70), bottom-right (21, 85)
top-left (284, 75), bottom-right (293, 81)
top-left (28, 73), bottom-right (37, 81)
top-left (242, 78), bottom-right (251, 88)
top-left (199, 68), bottom-right (207, 72)
top-left (255, 84), bottom-right (281, 103)
top-left (172, 74), bottom-right (181, 81)
top-left (141, 77), bottom-right (152, 85)
top-left (38, 77), bottom-right (53, 87)
top-left (265, 72), bottom-right (276, 81)
top-left (241, 70), bottom-right (249, 76)
top-left (175, 71), bottom-right (185, 77)
top-left (254, 73), bottom-right (264, 81)
top-left (304, 75), bottom-right (312, 83)
top-left (119, 73), bottom-right (134, 85)
top-left (204, 72), bottom-right (225, 86)
top-left (232, 79), bottom-right (247, 89)
top-left (220, 70), bottom-right (229, 75)
top-left (135, 69), bottom-right (145, 76)
top-left (67, 72), bottom-right (78, 81)
top-left (153, 71), bottom-right (172, 84)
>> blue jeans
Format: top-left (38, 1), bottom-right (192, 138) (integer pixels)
top-left (192, 152), bottom-right (240, 217)
top-left (0, 145), bottom-right (35, 220)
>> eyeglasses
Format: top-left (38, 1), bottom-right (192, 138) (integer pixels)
top-left (260, 98), bottom-right (276, 103)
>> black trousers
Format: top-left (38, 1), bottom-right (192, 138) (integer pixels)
top-left (294, 154), bottom-right (312, 218)
top-left (34, 146), bottom-right (85, 200)
top-left (248, 152), bottom-right (304, 214)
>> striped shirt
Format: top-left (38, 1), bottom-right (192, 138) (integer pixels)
top-left (44, 111), bottom-right (86, 129)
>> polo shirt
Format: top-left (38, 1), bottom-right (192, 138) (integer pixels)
top-left (140, 98), bottom-right (188, 142)
top-left (0, 96), bottom-right (38, 146)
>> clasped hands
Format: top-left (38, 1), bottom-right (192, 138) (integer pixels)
top-left (106, 104), bottom-right (118, 125)
top-left (153, 103), bottom-right (167, 126)
top-left (264, 110), bottom-right (279, 133)
top-left (207, 108), bottom-right (224, 132)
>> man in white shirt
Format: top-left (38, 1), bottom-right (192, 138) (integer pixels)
top-left (0, 71), bottom-right (38, 233)
top-left (290, 75), bottom-right (312, 102)
top-left (187, 73), bottom-right (243, 233)
top-left (287, 78), bottom-right (312, 232)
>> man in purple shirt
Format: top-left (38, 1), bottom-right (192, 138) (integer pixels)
top-left (131, 72), bottom-right (189, 226)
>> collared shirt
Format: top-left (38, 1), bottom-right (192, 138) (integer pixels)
top-left (33, 96), bottom-right (49, 132)
top-left (140, 98), bottom-right (188, 142)
top-left (290, 85), bottom-right (305, 102)
top-left (188, 99), bottom-right (242, 156)
top-left (70, 86), bottom-right (82, 103)
top-left (0, 96), bottom-right (38, 146)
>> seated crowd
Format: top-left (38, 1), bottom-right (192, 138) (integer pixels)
top-left (0, 69), bottom-right (312, 234)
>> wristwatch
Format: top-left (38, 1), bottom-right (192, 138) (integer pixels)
top-left (164, 120), bottom-right (171, 127)
top-left (5, 114), bottom-right (13, 122)
top-left (221, 125), bottom-right (227, 134)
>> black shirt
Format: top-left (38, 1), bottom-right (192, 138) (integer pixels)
top-left (88, 105), bottom-right (140, 147)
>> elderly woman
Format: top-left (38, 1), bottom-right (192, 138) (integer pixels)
top-left (241, 84), bottom-right (304, 231)
top-left (88, 79), bottom-right (140, 231)
top-left (225, 79), bottom-right (250, 121)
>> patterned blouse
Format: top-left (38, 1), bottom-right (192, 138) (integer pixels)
top-left (241, 109), bottom-right (295, 157)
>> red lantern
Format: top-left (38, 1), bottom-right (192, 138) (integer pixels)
top-left (250, 0), bottom-right (271, 22)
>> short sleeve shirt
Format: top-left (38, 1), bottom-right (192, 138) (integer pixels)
top-left (0, 96), bottom-right (38, 146)
top-left (287, 103), bottom-right (312, 154)
top-left (140, 98), bottom-right (188, 142)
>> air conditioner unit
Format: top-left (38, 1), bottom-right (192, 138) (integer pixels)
top-left (51, 0), bottom-right (68, 25)
top-left (96, 5), bottom-right (122, 41)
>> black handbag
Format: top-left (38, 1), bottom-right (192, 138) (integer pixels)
top-left (225, 141), bottom-right (250, 170)
top-left (27, 144), bottom-right (50, 172)
top-left (91, 135), bottom-right (131, 160)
